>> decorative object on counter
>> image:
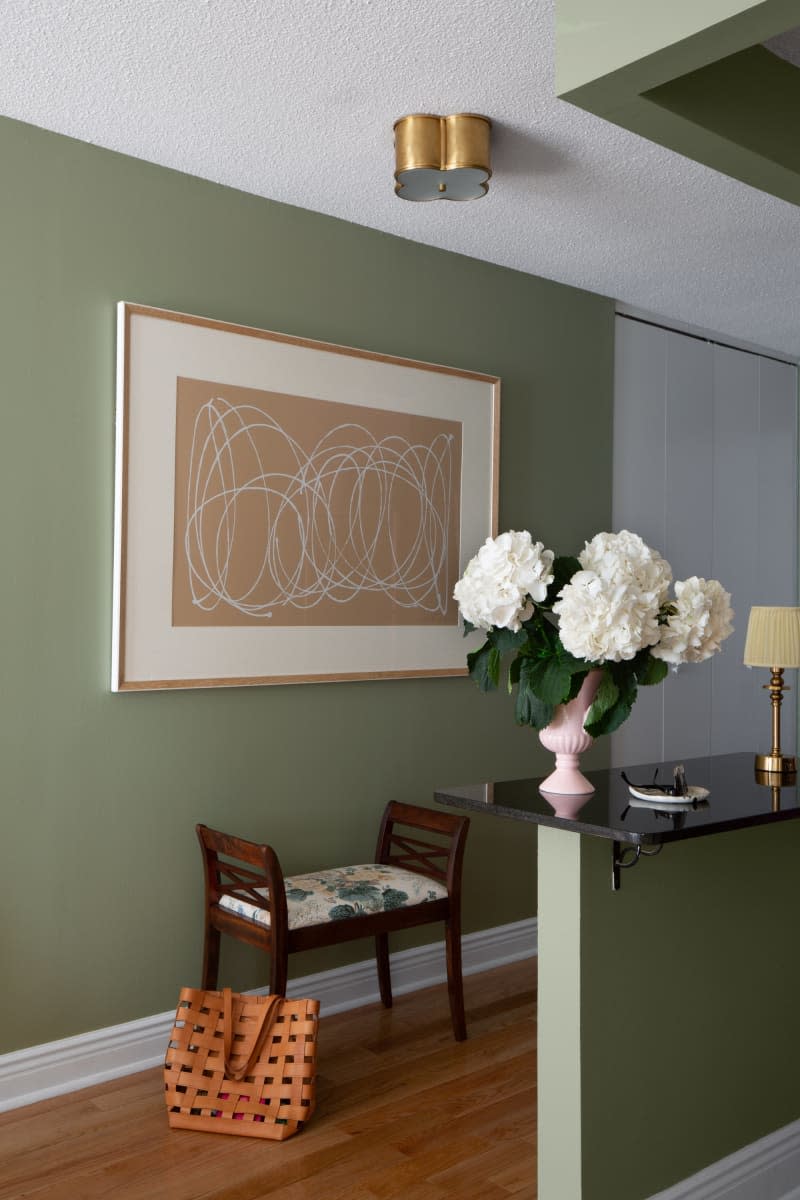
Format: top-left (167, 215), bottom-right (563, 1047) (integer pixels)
top-left (743, 606), bottom-right (800, 781)
top-left (537, 669), bottom-right (603, 794)
top-left (627, 794), bottom-right (710, 814)
top-left (164, 987), bottom-right (319, 1139)
top-left (454, 529), bottom-right (734, 793)
top-left (621, 764), bottom-right (709, 806)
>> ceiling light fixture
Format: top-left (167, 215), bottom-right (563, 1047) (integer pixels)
top-left (393, 113), bottom-right (492, 202)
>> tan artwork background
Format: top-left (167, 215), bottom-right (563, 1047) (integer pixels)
top-left (172, 377), bottom-right (462, 627)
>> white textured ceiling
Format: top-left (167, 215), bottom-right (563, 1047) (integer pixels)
top-left (3, 0), bottom-right (800, 358)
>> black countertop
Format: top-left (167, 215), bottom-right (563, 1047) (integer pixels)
top-left (434, 753), bottom-right (800, 846)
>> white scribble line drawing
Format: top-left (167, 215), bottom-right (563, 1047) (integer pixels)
top-left (184, 397), bottom-right (456, 617)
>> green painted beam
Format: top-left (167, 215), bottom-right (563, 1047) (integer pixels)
top-left (557, 0), bottom-right (800, 207)
top-left (646, 45), bottom-right (800, 174)
top-left (556, 0), bottom-right (765, 95)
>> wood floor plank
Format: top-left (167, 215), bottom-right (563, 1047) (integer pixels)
top-left (431, 1136), bottom-right (536, 1198)
top-left (489, 1135), bottom-right (538, 1196)
top-left (359, 1133), bottom-right (492, 1198)
top-left (0, 959), bottom-right (536, 1200)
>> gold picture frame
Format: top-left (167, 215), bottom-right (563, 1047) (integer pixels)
top-left (112, 304), bottom-right (499, 690)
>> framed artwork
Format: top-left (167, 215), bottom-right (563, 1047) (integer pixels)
top-left (112, 303), bottom-right (500, 690)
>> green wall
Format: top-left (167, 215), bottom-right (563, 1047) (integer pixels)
top-left (0, 115), bottom-right (613, 1053)
top-left (538, 823), bottom-right (800, 1199)
top-left (582, 823), bottom-right (800, 1196)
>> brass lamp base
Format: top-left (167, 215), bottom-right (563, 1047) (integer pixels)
top-left (750, 665), bottom-right (797, 783)
top-left (754, 752), bottom-right (797, 780)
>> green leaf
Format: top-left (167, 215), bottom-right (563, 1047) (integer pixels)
top-left (514, 658), bottom-right (554, 728)
top-left (586, 662), bottom-right (640, 736)
top-left (586, 693), bottom-right (633, 736)
top-left (525, 657), bottom-right (551, 690)
top-left (462, 618), bottom-right (476, 637)
top-left (584, 671), bottom-right (619, 734)
top-left (520, 608), bottom-right (555, 648)
top-left (614, 661), bottom-right (640, 708)
top-left (507, 654), bottom-right (525, 695)
top-left (466, 643), bottom-right (501, 692)
top-left (546, 555), bottom-right (581, 605)
top-left (634, 652), bottom-right (668, 687)
top-left (529, 693), bottom-right (556, 729)
top-left (561, 651), bottom-right (592, 675)
top-left (565, 669), bottom-right (589, 701)
top-left (536, 658), bottom-right (574, 706)
top-left (515, 684), bottom-right (555, 729)
top-left (490, 627), bottom-right (529, 657)
top-left (521, 613), bottom-right (565, 667)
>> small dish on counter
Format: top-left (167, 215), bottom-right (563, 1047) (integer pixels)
top-left (627, 783), bottom-right (710, 806)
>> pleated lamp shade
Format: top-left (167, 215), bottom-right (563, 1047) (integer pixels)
top-left (743, 607), bottom-right (800, 668)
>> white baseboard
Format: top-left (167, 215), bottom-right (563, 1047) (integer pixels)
top-left (0, 916), bottom-right (537, 1114)
top-left (648, 1117), bottom-right (800, 1200)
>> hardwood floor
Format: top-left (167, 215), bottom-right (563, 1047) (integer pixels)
top-left (0, 959), bottom-right (536, 1200)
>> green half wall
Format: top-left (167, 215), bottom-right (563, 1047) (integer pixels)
top-left (539, 821), bottom-right (800, 1199)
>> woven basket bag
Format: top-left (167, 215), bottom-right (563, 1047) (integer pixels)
top-left (164, 986), bottom-right (319, 1139)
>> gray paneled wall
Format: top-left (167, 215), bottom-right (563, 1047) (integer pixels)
top-left (611, 316), bottom-right (798, 768)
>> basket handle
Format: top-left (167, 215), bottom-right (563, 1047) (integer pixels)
top-left (222, 988), bottom-right (283, 1081)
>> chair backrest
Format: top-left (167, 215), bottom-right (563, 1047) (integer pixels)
top-left (196, 824), bottom-right (288, 926)
top-left (375, 802), bottom-right (469, 890)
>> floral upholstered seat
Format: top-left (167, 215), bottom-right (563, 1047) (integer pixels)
top-left (217, 863), bottom-right (447, 930)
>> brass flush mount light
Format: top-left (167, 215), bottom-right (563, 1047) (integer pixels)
top-left (394, 113), bottom-right (492, 201)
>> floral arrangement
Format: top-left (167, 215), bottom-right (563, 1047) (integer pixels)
top-left (454, 529), bottom-right (734, 736)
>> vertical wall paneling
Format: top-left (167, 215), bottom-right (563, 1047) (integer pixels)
top-left (712, 346), bottom-right (761, 754)
top-left (611, 318), bottom-right (667, 767)
top-left (662, 331), bottom-right (714, 760)
top-left (611, 316), bottom-right (798, 767)
top-left (612, 317), bottom-right (667, 551)
top-left (755, 356), bottom-right (799, 752)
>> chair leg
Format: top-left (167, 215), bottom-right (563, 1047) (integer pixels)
top-left (445, 916), bottom-right (467, 1042)
top-left (375, 933), bottom-right (393, 1008)
top-left (202, 924), bottom-right (221, 990)
top-left (270, 945), bottom-right (288, 997)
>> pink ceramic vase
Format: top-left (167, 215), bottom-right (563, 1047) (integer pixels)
top-left (538, 669), bottom-right (603, 795)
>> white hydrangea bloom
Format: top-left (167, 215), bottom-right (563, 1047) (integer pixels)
top-left (552, 531), bottom-right (670, 663)
top-left (652, 576), bottom-right (734, 665)
top-left (453, 530), bottom-right (555, 632)
top-left (553, 569), bottom-right (663, 663)
top-left (579, 530), bottom-right (672, 607)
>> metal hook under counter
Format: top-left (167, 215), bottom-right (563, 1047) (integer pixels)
top-left (611, 840), bottom-right (664, 891)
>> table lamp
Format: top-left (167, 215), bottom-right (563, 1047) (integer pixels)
top-left (743, 606), bottom-right (800, 779)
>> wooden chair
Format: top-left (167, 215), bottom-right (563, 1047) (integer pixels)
top-left (196, 802), bottom-right (470, 1040)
